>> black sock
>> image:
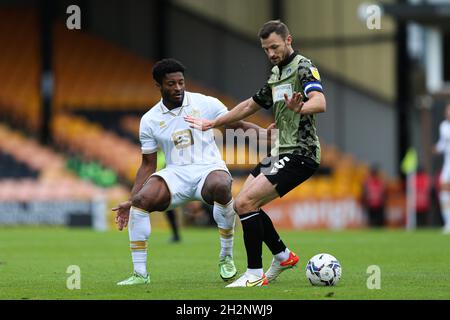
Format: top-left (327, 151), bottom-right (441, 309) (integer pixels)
top-left (166, 210), bottom-right (180, 239)
top-left (259, 209), bottom-right (287, 255)
top-left (239, 211), bottom-right (264, 269)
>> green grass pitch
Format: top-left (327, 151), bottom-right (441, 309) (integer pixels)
top-left (0, 226), bottom-right (449, 300)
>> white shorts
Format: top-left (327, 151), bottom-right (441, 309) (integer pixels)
top-left (151, 162), bottom-right (231, 211)
top-left (441, 163), bottom-right (450, 185)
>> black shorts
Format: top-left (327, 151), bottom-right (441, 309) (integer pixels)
top-left (250, 153), bottom-right (319, 197)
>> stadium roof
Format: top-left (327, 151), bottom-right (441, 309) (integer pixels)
top-left (380, 3), bottom-right (450, 29)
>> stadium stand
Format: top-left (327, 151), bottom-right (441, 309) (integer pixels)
top-left (51, 113), bottom-right (141, 185)
top-left (0, 8), bottom-right (41, 132)
top-left (0, 121), bottom-right (129, 230)
top-left (53, 23), bottom-right (160, 110)
top-left (0, 151), bottom-right (39, 179)
top-left (0, 7), bottom-right (404, 230)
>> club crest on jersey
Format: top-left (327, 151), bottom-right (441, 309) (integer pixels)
top-left (310, 67), bottom-right (321, 81)
top-left (159, 121), bottom-right (167, 128)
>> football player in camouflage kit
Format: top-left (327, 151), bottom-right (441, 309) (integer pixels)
top-left (185, 20), bottom-right (326, 287)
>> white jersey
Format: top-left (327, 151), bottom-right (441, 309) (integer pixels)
top-left (436, 120), bottom-right (450, 167)
top-left (437, 120), bottom-right (450, 184)
top-left (139, 91), bottom-right (228, 166)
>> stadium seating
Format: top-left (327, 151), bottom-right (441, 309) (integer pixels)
top-left (0, 7), bottom-right (389, 212)
top-left (0, 122), bottom-right (129, 204)
top-left (51, 113), bottom-right (141, 184)
top-left (0, 151), bottom-right (39, 179)
top-left (53, 23), bottom-right (160, 110)
top-left (0, 8), bottom-right (40, 131)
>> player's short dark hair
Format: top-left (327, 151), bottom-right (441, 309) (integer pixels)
top-left (258, 20), bottom-right (290, 40)
top-left (152, 58), bottom-right (186, 84)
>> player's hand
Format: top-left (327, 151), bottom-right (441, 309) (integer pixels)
top-left (184, 116), bottom-right (215, 131)
top-left (112, 200), bottom-right (132, 231)
top-left (284, 92), bottom-right (304, 113)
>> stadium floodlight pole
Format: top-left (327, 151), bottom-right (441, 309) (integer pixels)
top-left (39, 0), bottom-right (55, 145)
top-left (271, 0), bottom-right (284, 21)
top-left (270, 0), bottom-right (285, 75)
top-left (396, 17), bottom-right (411, 178)
top-left (406, 171), bottom-right (417, 230)
top-left (419, 95), bottom-right (433, 174)
top-left (155, 0), bottom-right (168, 60)
top-left (377, 0), bottom-right (411, 176)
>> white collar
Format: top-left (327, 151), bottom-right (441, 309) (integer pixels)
top-left (159, 92), bottom-right (190, 116)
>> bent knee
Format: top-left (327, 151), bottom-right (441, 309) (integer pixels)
top-left (213, 182), bottom-right (231, 199)
top-left (132, 194), bottom-right (170, 212)
top-left (234, 195), bottom-right (259, 215)
top-left (131, 194), bottom-right (153, 212)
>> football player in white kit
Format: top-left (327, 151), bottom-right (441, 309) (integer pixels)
top-left (113, 59), bottom-right (269, 285)
top-left (434, 103), bottom-right (450, 234)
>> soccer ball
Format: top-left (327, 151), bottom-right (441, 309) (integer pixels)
top-left (306, 253), bottom-right (342, 286)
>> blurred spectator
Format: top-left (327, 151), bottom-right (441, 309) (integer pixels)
top-left (362, 165), bottom-right (387, 227)
top-left (415, 166), bottom-right (431, 227)
top-left (182, 201), bottom-right (214, 227)
top-left (433, 103), bottom-right (450, 234)
top-left (166, 209), bottom-right (181, 243)
top-left (433, 170), bottom-right (445, 227)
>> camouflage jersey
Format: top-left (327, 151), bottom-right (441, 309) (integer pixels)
top-left (252, 52), bottom-right (324, 165)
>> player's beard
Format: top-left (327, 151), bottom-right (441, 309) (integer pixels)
top-left (162, 90), bottom-right (184, 109)
top-left (271, 46), bottom-right (291, 66)
top-left (279, 47), bottom-right (292, 64)
top-left (172, 91), bottom-right (184, 105)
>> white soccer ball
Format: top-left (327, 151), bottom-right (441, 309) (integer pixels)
top-left (306, 253), bottom-right (342, 286)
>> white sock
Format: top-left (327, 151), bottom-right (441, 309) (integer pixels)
top-left (247, 268), bottom-right (264, 277)
top-left (440, 191), bottom-right (450, 229)
top-left (445, 211), bottom-right (450, 230)
top-left (219, 234), bottom-right (234, 259)
top-left (128, 206), bottom-right (151, 277)
top-left (274, 248), bottom-right (290, 262)
top-left (213, 199), bottom-right (236, 259)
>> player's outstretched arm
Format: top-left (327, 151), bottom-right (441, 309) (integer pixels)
top-left (113, 152), bottom-right (157, 230)
top-left (184, 97), bottom-right (261, 131)
top-left (285, 91), bottom-right (326, 115)
top-left (301, 91), bottom-right (326, 115)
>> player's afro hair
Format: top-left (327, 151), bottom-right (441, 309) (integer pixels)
top-left (152, 58), bottom-right (186, 84)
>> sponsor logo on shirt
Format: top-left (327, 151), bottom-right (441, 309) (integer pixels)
top-left (172, 129), bottom-right (194, 149)
top-left (272, 84), bottom-right (293, 103)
